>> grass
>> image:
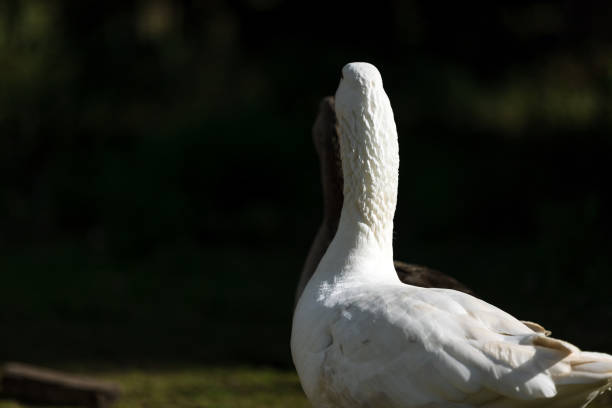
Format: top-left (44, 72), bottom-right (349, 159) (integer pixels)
top-left (0, 366), bottom-right (310, 408)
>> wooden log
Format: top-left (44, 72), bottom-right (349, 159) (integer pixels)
top-left (1, 362), bottom-right (121, 408)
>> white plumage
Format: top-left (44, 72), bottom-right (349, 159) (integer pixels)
top-left (291, 62), bottom-right (612, 408)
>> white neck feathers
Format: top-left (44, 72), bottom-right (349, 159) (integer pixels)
top-left (334, 63), bottom-right (399, 254)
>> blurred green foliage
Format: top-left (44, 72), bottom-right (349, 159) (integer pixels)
top-left (0, 0), bottom-right (611, 367)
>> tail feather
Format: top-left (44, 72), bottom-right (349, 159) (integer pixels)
top-left (573, 352), bottom-right (612, 374)
top-left (553, 350), bottom-right (612, 407)
top-left (555, 351), bottom-right (612, 386)
top-left (491, 350), bottom-right (612, 407)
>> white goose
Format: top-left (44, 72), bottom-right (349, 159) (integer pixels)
top-left (291, 62), bottom-right (612, 408)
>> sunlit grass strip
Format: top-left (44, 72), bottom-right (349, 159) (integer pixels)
top-left (0, 366), bottom-right (309, 408)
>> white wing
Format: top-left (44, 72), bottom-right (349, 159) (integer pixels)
top-left (320, 284), bottom-right (612, 407)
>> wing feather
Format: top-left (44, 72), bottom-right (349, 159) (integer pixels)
top-left (322, 284), bottom-right (612, 407)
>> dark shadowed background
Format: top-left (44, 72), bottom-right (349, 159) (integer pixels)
top-left (1, 0), bottom-right (611, 369)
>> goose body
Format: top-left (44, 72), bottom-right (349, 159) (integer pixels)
top-left (295, 96), bottom-right (474, 305)
top-left (291, 62), bottom-right (612, 408)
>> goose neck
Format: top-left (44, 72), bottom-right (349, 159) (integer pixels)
top-left (335, 83), bottom-right (399, 254)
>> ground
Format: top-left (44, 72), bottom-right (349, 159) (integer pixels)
top-left (0, 366), bottom-right (310, 408)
